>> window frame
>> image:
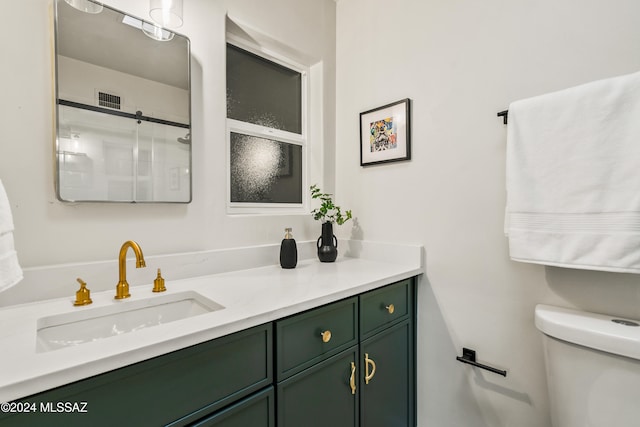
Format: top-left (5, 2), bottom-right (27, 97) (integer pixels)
top-left (225, 37), bottom-right (310, 215)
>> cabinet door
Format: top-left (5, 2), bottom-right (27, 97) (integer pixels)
top-left (277, 347), bottom-right (359, 427)
top-left (360, 320), bottom-right (414, 427)
top-left (190, 387), bottom-right (274, 427)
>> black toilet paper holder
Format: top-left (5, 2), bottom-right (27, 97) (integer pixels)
top-left (456, 348), bottom-right (507, 377)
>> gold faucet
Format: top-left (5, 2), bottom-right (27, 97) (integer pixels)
top-left (115, 240), bottom-right (146, 299)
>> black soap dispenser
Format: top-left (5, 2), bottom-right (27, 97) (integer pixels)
top-left (280, 228), bottom-right (297, 269)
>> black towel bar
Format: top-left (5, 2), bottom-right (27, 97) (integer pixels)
top-left (497, 110), bottom-right (508, 125)
top-left (456, 348), bottom-right (507, 377)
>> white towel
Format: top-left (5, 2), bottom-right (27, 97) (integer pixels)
top-left (505, 71), bottom-right (640, 273)
top-left (0, 180), bottom-right (22, 291)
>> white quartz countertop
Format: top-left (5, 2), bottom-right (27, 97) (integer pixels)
top-left (0, 245), bottom-right (422, 402)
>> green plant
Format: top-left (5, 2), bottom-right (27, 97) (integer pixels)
top-left (310, 184), bottom-right (353, 225)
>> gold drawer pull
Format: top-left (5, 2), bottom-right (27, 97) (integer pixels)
top-left (320, 330), bottom-right (332, 343)
top-left (385, 304), bottom-right (395, 314)
top-left (364, 353), bottom-right (377, 384)
top-left (350, 362), bottom-right (356, 395)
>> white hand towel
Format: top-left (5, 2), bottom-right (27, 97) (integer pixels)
top-left (505, 71), bottom-right (640, 273)
top-left (0, 180), bottom-right (22, 291)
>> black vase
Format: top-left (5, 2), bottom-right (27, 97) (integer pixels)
top-left (317, 222), bottom-right (338, 262)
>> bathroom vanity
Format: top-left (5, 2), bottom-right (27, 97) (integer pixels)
top-left (0, 242), bottom-right (422, 426)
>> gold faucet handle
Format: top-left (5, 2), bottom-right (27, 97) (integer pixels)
top-left (73, 278), bottom-right (93, 306)
top-left (153, 268), bottom-right (166, 293)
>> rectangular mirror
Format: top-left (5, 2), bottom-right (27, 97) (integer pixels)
top-left (54, 0), bottom-right (191, 203)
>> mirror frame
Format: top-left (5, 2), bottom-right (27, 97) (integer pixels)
top-left (53, 0), bottom-right (192, 203)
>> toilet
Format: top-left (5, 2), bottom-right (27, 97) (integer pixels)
top-left (535, 304), bottom-right (640, 427)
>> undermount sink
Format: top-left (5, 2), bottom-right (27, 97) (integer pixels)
top-left (36, 291), bottom-right (224, 352)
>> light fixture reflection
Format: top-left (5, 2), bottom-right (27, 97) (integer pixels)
top-left (64, 0), bottom-right (103, 14)
top-left (122, 15), bottom-right (175, 42)
top-left (149, 0), bottom-right (183, 28)
top-left (141, 22), bottom-right (175, 42)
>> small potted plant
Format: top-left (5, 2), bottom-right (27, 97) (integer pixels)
top-left (310, 184), bottom-right (352, 262)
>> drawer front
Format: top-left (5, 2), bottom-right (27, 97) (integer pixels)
top-left (276, 297), bottom-right (358, 381)
top-left (360, 279), bottom-right (411, 338)
top-left (2, 324), bottom-right (272, 427)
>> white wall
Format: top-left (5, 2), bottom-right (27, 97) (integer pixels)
top-left (335, 0), bottom-right (640, 426)
top-left (57, 55), bottom-right (189, 123)
top-left (0, 0), bottom-right (335, 267)
top-left (5, 0), bottom-right (640, 425)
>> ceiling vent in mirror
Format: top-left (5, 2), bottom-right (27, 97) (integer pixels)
top-left (97, 91), bottom-right (121, 110)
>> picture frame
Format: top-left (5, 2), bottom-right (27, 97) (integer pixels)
top-left (360, 98), bottom-right (411, 166)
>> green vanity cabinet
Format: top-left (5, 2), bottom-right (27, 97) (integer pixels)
top-left (1, 324), bottom-right (273, 427)
top-left (276, 278), bottom-right (415, 427)
top-left (2, 277), bottom-right (416, 427)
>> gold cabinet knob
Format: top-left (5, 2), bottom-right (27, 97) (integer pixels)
top-left (385, 304), bottom-right (395, 314)
top-left (320, 330), bottom-right (332, 343)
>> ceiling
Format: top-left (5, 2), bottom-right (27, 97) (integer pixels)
top-left (56, 0), bottom-right (190, 90)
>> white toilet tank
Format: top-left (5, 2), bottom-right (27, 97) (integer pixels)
top-left (535, 304), bottom-right (640, 427)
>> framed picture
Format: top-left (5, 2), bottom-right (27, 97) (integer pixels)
top-left (360, 98), bottom-right (411, 166)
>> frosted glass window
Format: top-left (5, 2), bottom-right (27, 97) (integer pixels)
top-left (226, 41), bottom-right (307, 210)
top-left (230, 133), bottom-right (302, 204)
top-left (227, 44), bottom-right (302, 134)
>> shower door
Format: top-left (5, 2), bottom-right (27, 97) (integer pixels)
top-left (57, 104), bottom-right (190, 203)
